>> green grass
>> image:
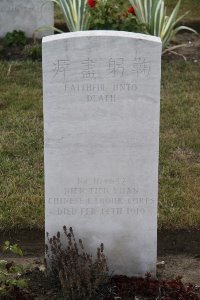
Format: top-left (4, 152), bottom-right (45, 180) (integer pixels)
top-left (165, 0), bottom-right (200, 21)
top-left (159, 61), bottom-right (200, 228)
top-left (0, 60), bottom-right (200, 230)
top-left (0, 62), bottom-right (44, 230)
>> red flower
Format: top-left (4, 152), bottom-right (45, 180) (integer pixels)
top-left (88, 0), bottom-right (95, 8)
top-left (128, 6), bottom-right (135, 15)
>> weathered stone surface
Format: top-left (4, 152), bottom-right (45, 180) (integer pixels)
top-left (43, 31), bottom-right (162, 276)
top-left (0, 0), bottom-right (53, 38)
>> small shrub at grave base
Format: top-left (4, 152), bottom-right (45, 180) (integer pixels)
top-left (44, 227), bottom-right (200, 300)
top-left (45, 226), bottom-right (109, 300)
top-left (88, 0), bottom-right (146, 32)
top-left (3, 30), bottom-right (28, 47)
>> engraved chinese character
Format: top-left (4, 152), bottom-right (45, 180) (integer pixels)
top-left (82, 58), bottom-right (96, 79)
top-left (132, 57), bottom-right (150, 77)
top-left (108, 58), bottom-right (124, 77)
top-left (53, 60), bottom-right (70, 81)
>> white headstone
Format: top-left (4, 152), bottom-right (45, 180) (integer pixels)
top-left (0, 0), bottom-right (53, 38)
top-left (43, 31), bottom-right (162, 276)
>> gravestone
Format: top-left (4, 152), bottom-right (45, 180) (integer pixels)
top-left (43, 31), bottom-right (162, 276)
top-left (0, 0), bottom-right (53, 38)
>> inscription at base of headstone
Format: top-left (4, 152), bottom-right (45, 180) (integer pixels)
top-left (0, 0), bottom-right (53, 38)
top-left (43, 31), bottom-right (162, 276)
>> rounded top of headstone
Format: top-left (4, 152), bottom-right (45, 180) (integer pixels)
top-left (43, 30), bottom-right (161, 44)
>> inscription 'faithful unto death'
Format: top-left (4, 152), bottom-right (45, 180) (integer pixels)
top-left (52, 56), bottom-right (150, 101)
top-left (43, 31), bottom-right (162, 276)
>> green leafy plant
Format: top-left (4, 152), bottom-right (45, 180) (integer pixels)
top-left (128, 0), bottom-right (197, 49)
top-left (23, 43), bottom-right (42, 60)
top-left (2, 241), bottom-right (23, 257)
top-left (3, 30), bottom-right (28, 47)
top-left (0, 241), bottom-right (29, 299)
top-left (48, 0), bottom-right (90, 32)
top-left (45, 226), bottom-right (109, 300)
top-left (88, 0), bottom-right (146, 32)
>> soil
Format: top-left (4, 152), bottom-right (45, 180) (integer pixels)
top-left (163, 32), bottom-right (200, 61)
